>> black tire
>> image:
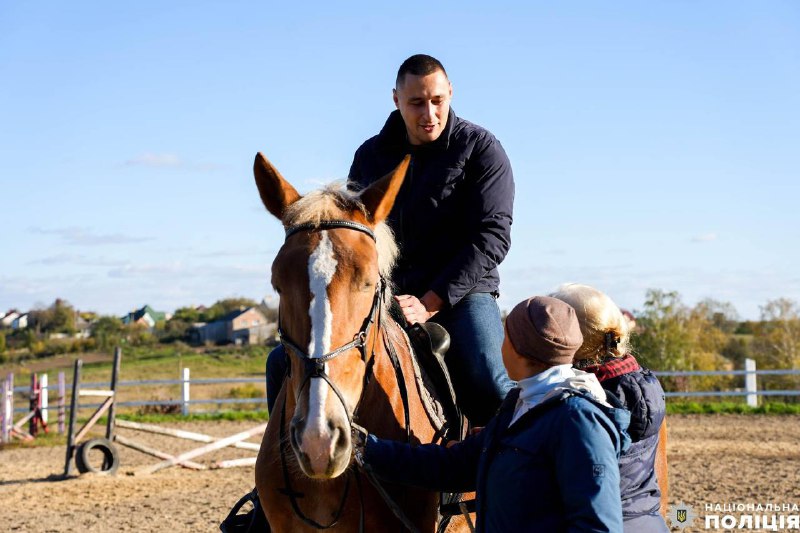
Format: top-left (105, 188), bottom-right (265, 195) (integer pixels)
top-left (75, 438), bottom-right (120, 475)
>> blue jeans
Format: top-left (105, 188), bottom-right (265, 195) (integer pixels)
top-left (429, 292), bottom-right (514, 426)
top-left (265, 292), bottom-right (514, 425)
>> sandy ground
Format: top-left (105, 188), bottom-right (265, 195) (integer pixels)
top-left (2, 415), bottom-right (799, 532)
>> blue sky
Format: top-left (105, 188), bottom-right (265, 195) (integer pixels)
top-left (1, 1), bottom-right (798, 320)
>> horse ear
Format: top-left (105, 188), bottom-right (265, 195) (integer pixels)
top-left (254, 152), bottom-right (301, 220)
top-left (360, 155), bottom-right (410, 224)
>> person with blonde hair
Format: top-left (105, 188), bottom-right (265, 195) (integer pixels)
top-left (550, 283), bottom-right (669, 532)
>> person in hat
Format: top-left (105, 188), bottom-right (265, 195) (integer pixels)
top-left (356, 296), bottom-right (630, 532)
top-left (549, 284), bottom-right (669, 532)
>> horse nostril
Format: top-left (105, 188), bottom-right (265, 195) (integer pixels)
top-left (334, 426), bottom-right (348, 452)
top-left (290, 424), bottom-right (300, 450)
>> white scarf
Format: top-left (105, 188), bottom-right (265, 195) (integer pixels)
top-left (510, 365), bottom-right (609, 426)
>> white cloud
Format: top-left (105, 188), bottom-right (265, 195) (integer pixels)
top-left (691, 232), bottom-right (717, 243)
top-left (29, 226), bottom-right (152, 246)
top-left (124, 153), bottom-right (224, 172)
top-left (125, 152), bottom-right (182, 167)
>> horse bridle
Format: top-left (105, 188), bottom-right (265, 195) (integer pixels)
top-left (278, 220), bottom-right (384, 424)
top-left (276, 220), bottom-right (419, 533)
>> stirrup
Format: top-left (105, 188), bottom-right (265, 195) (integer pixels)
top-left (220, 488), bottom-right (269, 533)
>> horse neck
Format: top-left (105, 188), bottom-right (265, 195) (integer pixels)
top-left (357, 314), bottom-right (419, 438)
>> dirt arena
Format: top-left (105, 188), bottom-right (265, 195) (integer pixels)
top-left (2, 415), bottom-right (799, 532)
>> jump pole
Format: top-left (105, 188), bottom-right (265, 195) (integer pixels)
top-left (40, 373), bottom-right (49, 425)
top-left (135, 422), bottom-right (268, 475)
top-left (115, 419), bottom-right (260, 451)
top-left (58, 372), bottom-right (65, 435)
top-left (113, 434), bottom-right (206, 470)
top-left (64, 359), bottom-right (82, 477)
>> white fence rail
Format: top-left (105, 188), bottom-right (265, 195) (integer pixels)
top-left (4, 358), bottom-right (800, 427)
top-left (653, 358), bottom-right (800, 407)
top-left (5, 373), bottom-right (267, 424)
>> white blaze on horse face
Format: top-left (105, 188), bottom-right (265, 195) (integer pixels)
top-left (306, 231), bottom-right (338, 438)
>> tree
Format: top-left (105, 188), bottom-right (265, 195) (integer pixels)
top-left (752, 298), bottom-right (800, 369)
top-left (205, 298), bottom-right (259, 322)
top-left (633, 290), bottom-right (691, 371)
top-left (28, 298), bottom-right (77, 334)
top-left (91, 316), bottom-right (125, 351)
top-left (633, 289), bottom-right (736, 392)
top-left (172, 306), bottom-right (201, 323)
top-left (695, 298), bottom-right (740, 334)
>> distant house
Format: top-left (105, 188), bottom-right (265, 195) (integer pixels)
top-left (1, 311), bottom-right (20, 328)
top-left (188, 307), bottom-right (274, 346)
top-left (122, 305), bottom-right (167, 330)
top-left (11, 313), bottom-right (28, 330)
top-left (74, 314), bottom-right (92, 339)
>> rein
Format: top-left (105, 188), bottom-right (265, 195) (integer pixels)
top-left (276, 220), bottom-right (418, 532)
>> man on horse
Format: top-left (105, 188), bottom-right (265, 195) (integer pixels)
top-left (266, 53), bottom-right (516, 426)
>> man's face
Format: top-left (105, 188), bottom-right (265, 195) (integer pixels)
top-left (393, 70), bottom-right (452, 145)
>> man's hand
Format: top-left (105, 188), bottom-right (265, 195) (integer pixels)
top-left (394, 291), bottom-right (444, 325)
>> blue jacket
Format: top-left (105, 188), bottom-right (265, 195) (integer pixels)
top-left (364, 387), bottom-right (630, 532)
top-left (348, 109), bottom-right (514, 307)
top-left (599, 366), bottom-right (668, 532)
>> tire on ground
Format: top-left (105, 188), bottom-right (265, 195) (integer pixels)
top-left (75, 438), bottom-right (120, 475)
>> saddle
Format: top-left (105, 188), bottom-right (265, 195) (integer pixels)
top-left (406, 322), bottom-right (463, 443)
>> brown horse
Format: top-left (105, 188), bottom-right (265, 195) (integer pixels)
top-left (253, 153), bottom-right (470, 532)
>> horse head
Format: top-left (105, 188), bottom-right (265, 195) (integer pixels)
top-left (254, 152), bottom-right (408, 480)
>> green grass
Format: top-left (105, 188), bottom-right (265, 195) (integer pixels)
top-left (117, 410), bottom-right (270, 423)
top-left (0, 430), bottom-right (67, 450)
top-left (667, 401), bottom-right (800, 415)
top-left (1, 343), bottom-right (273, 385)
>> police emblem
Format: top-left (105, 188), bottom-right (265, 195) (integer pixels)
top-left (668, 502), bottom-right (697, 529)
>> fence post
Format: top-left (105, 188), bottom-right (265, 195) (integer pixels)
top-left (7, 373), bottom-right (13, 428)
top-left (1, 377), bottom-right (8, 443)
top-left (106, 347), bottom-right (121, 440)
top-left (40, 373), bottom-right (49, 424)
top-left (745, 358), bottom-right (757, 408)
top-left (64, 360), bottom-right (82, 477)
top-left (181, 367), bottom-right (190, 416)
top-left (58, 372), bottom-right (65, 435)
top-left (29, 373), bottom-right (38, 437)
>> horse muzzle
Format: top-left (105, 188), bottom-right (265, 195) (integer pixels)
top-left (290, 416), bottom-right (352, 479)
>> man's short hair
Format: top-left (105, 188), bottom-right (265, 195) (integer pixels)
top-left (396, 54), bottom-right (448, 87)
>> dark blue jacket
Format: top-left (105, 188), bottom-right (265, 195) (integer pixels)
top-left (600, 367), bottom-right (668, 532)
top-left (348, 109), bottom-right (514, 307)
top-left (364, 388), bottom-right (630, 532)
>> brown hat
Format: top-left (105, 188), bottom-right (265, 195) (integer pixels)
top-left (505, 296), bottom-right (584, 366)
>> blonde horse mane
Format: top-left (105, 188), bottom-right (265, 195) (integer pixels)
top-left (282, 182), bottom-right (398, 281)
